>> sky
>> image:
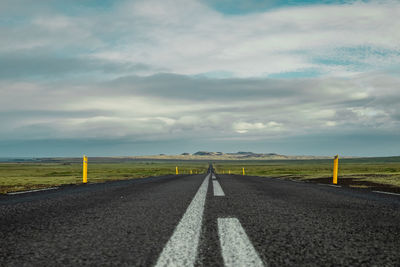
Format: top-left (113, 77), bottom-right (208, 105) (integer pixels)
top-left (0, 0), bottom-right (400, 157)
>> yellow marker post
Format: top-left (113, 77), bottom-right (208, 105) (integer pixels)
top-left (242, 167), bottom-right (245, 176)
top-left (83, 155), bottom-right (88, 184)
top-left (222, 170), bottom-right (225, 174)
top-left (229, 170), bottom-right (231, 175)
top-left (176, 166), bottom-right (179, 175)
top-left (190, 169), bottom-right (192, 175)
top-left (333, 155), bottom-right (339, 184)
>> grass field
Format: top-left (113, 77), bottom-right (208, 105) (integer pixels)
top-left (214, 157), bottom-right (400, 188)
top-left (0, 161), bottom-right (208, 194)
top-left (1, 157), bottom-right (400, 194)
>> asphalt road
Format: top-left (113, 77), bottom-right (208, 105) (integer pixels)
top-left (1, 171), bottom-right (399, 266)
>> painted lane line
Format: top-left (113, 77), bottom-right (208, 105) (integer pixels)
top-left (213, 180), bottom-right (225, 196)
top-left (218, 218), bottom-right (265, 267)
top-left (318, 183), bottom-right (341, 188)
top-left (373, 191), bottom-right (400, 196)
top-left (327, 184), bottom-right (341, 188)
top-left (155, 174), bottom-right (210, 267)
top-left (7, 187), bottom-right (58, 195)
top-left (212, 174), bottom-right (216, 179)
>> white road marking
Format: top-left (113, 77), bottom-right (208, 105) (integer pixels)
top-left (212, 174), bottom-right (216, 179)
top-left (318, 183), bottom-right (341, 188)
top-left (155, 174), bottom-right (210, 267)
top-left (373, 190), bottom-right (400, 196)
top-left (218, 218), bottom-right (265, 267)
top-left (213, 180), bottom-right (225, 196)
top-left (7, 187), bottom-right (58, 195)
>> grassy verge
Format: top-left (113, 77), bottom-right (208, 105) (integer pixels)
top-left (2, 157), bottom-right (400, 194)
top-left (0, 161), bottom-right (208, 194)
top-left (214, 157), bottom-right (400, 188)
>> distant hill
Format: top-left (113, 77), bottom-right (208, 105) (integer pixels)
top-left (4, 154), bottom-right (400, 163)
top-left (193, 151), bottom-right (224, 156)
top-left (132, 151), bottom-right (333, 160)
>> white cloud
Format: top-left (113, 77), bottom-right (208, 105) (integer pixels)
top-left (0, 0), bottom-right (400, 155)
top-left (233, 121), bottom-right (283, 133)
top-left (1, 0), bottom-right (399, 78)
top-left (0, 71), bottom-right (399, 148)
top-left (83, 0), bottom-right (400, 77)
top-left (326, 121), bottom-right (337, 127)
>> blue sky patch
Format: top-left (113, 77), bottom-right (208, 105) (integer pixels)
top-left (202, 0), bottom-right (362, 15)
top-left (268, 69), bottom-right (323, 79)
top-left (54, 0), bottom-right (119, 15)
top-left (312, 45), bottom-right (400, 72)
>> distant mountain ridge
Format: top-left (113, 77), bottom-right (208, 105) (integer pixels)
top-left (192, 151), bottom-right (279, 157)
top-left (134, 151), bottom-right (333, 160)
top-left (4, 154), bottom-right (399, 164)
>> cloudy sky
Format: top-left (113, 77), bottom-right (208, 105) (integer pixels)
top-left (1, 0), bottom-right (400, 157)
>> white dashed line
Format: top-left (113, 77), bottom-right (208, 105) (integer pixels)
top-left (155, 174), bottom-right (210, 267)
top-left (213, 180), bottom-right (225, 196)
top-left (218, 218), bottom-right (265, 267)
top-left (212, 174), bottom-right (216, 180)
top-left (372, 191), bottom-right (400, 196)
top-left (7, 187), bottom-right (59, 195)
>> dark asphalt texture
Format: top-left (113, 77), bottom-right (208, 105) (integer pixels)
top-left (1, 172), bottom-right (400, 266)
top-left (0, 175), bottom-right (205, 266)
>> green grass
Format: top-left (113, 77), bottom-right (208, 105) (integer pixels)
top-left (2, 157), bottom-right (400, 194)
top-left (214, 157), bottom-right (400, 187)
top-left (0, 161), bottom-right (208, 194)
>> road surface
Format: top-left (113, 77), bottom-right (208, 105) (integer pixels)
top-left (1, 170), bottom-right (399, 266)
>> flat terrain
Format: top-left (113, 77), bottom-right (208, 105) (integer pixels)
top-left (1, 157), bottom-right (400, 194)
top-left (0, 161), bottom-right (207, 194)
top-left (215, 157), bottom-right (400, 193)
top-left (1, 171), bottom-right (399, 266)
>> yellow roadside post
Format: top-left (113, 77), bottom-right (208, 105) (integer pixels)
top-left (242, 167), bottom-right (245, 176)
top-left (176, 166), bottom-right (179, 175)
top-left (229, 170), bottom-right (231, 174)
top-left (83, 155), bottom-right (88, 184)
top-left (190, 169), bottom-right (192, 175)
top-left (223, 170), bottom-right (225, 174)
top-left (333, 155), bottom-right (339, 184)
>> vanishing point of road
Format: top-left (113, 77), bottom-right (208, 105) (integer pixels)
top-left (1, 166), bottom-right (399, 266)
